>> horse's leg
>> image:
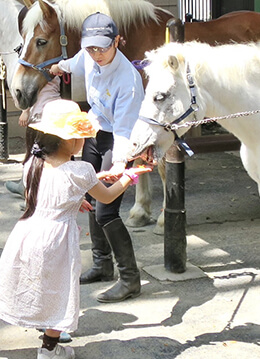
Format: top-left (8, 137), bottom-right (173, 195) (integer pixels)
top-left (153, 157), bottom-right (166, 235)
top-left (125, 158), bottom-right (154, 227)
top-left (240, 143), bottom-right (260, 194)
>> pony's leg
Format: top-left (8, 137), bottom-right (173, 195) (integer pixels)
top-left (125, 158), bottom-right (154, 227)
top-left (240, 143), bottom-right (260, 194)
top-left (153, 157), bottom-right (166, 235)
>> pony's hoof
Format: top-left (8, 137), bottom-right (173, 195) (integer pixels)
top-left (125, 215), bottom-right (155, 227)
top-left (153, 210), bottom-right (164, 235)
top-left (153, 223), bottom-right (164, 235)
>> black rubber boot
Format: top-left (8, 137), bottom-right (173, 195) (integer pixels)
top-left (97, 218), bottom-right (141, 303)
top-left (80, 212), bottom-right (114, 284)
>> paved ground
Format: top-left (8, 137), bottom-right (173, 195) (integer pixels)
top-left (0, 139), bottom-right (260, 359)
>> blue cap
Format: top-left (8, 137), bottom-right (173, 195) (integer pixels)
top-left (81, 12), bottom-right (118, 49)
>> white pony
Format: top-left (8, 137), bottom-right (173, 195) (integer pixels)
top-left (0, 0), bottom-right (23, 88)
top-left (130, 41), bottom-right (260, 194)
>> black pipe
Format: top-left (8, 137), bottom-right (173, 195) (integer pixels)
top-left (164, 145), bottom-right (186, 273)
top-left (0, 79), bottom-right (8, 161)
top-left (163, 19), bottom-right (187, 273)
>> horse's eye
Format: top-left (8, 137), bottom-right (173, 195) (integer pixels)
top-left (154, 92), bottom-right (167, 102)
top-left (36, 39), bottom-right (47, 47)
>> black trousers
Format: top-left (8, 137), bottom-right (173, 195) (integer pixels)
top-left (82, 130), bottom-right (125, 226)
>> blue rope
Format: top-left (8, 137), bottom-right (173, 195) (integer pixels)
top-left (132, 59), bottom-right (150, 70)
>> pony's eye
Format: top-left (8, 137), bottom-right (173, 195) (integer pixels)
top-left (36, 39), bottom-right (47, 47)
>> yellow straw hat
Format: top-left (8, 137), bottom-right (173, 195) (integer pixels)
top-left (29, 99), bottom-right (100, 140)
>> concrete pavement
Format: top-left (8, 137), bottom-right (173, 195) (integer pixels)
top-left (0, 142), bottom-right (260, 359)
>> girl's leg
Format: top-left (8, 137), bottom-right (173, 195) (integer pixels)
top-left (42, 329), bottom-right (61, 351)
top-left (37, 329), bottom-right (75, 358)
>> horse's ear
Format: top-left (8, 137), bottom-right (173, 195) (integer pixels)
top-left (168, 55), bottom-right (179, 70)
top-left (23, 0), bottom-right (34, 7)
top-left (18, 7), bottom-right (28, 35)
top-left (38, 0), bottom-right (56, 19)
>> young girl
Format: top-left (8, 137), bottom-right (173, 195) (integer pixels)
top-left (0, 99), bottom-right (151, 359)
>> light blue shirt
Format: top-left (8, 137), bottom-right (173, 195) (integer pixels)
top-left (59, 49), bottom-right (144, 162)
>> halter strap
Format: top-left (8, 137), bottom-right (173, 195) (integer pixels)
top-left (18, 56), bottom-right (64, 81)
top-left (138, 63), bottom-right (198, 157)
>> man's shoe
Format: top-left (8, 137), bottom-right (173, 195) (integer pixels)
top-left (37, 344), bottom-right (75, 359)
top-left (80, 266), bottom-right (114, 284)
top-left (5, 179), bottom-right (25, 198)
top-left (97, 279), bottom-right (141, 303)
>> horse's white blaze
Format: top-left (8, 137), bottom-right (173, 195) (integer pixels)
top-left (10, 28), bottom-right (37, 108)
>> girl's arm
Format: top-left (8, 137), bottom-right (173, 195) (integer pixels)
top-left (88, 167), bottom-right (152, 204)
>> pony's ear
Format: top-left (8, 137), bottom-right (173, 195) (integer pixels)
top-left (168, 55), bottom-right (179, 70)
top-left (167, 54), bottom-right (185, 71)
top-left (23, 0), bottom-right (34, 8)
top-left (38, 0), bottom-right (56, 19)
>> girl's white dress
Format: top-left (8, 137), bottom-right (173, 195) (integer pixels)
top-left (0, 160), bottom-right (98, 332)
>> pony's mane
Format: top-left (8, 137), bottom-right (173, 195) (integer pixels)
top-left (23, 0), bottom-right (160, 35)
top-left (146, 41), bottom-right (260, 90)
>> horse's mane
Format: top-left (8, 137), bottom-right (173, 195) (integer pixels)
top-left (147, 41), bottom-right (260, 91)
top-left (23, 0), bottom-right (160, 35)
top-left (0, 0), bottom-right (22, 32)
top-left (0, 0), bottom-right (23, 85)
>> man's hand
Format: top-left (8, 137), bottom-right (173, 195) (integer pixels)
top-left (50, 64), bottom-right (64, 76)
top-left (19, 109), bottom-right (30, 127)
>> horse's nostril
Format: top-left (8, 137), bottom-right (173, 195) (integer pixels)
top-left (15, 89), bottom-right (22, 101)
top-left (153, 92), bottom-right (167, 102)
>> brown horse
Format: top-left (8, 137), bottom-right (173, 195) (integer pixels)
top-left (185, 10), bottom-right (260, 44)
top-left (11, 3), bottom-right (260, 110)
top-left (10, 0), bottom-right (173, 109)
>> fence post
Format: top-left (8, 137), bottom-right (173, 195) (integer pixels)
top-left (164, 18), bottom-right (186, 273)
top-left (0, 57), bottom-right (8, 161)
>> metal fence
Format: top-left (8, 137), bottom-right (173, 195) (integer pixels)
top-left (178, 0), bottom-right (212, 21)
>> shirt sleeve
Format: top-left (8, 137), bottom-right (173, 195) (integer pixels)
top-left (112, 86), bottom-right (144, 163)
top-left (67, 161), bottom-right (99, 196)
top-left (58, 49), bottom-right (86, 77)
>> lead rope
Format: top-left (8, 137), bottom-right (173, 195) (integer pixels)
top-left (169, 109), bottom-right (260, 131)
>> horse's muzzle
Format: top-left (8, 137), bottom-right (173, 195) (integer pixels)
top-left (129, 145), bottom-right (158, 166)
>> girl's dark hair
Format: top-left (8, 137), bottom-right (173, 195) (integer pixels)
top-left (20, 131), bottom-right (63, 220)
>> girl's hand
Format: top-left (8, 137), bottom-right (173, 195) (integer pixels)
top-left (79, 199), bottom-right (93, 213)
top-left (98, 161), bottom-right (126, 183)
top-left (97, 165), bottom-right (153, 184)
